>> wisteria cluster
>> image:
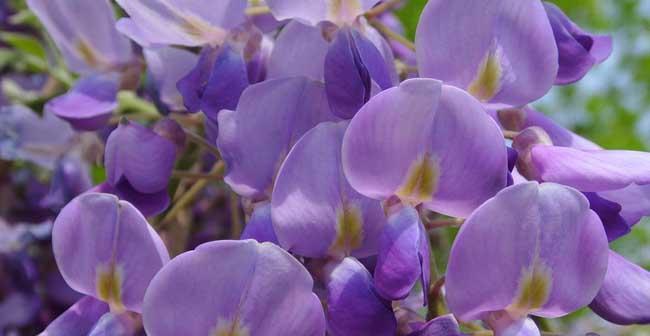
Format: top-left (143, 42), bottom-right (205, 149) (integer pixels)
top-left (1, 0), bottom-right (649, 335)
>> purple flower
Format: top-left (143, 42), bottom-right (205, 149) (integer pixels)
top-left (324, 27), bottom-right (393, 119)
top-left (45, 75), bottom-right (119, 131)
top-left (41, 296), bottom-right (108, 336)
top-left (41, 154), bottom-right (93, 211)
top-left (271, 121), bottom-right (386, 258)
top-left (0, 105), bottom-right (75, 170)
top-left (144, 47), bottom-right (199, 113)
top-left (446, 182), bottom-right (608, 334)
top-left (102, 119), bottom-right (180, 216)
top-left (240, 202), bottom-right (278, 244)
top-left (415, 0), bottom-right (558, 107)
top-left (266, 0), bottom-right (380, 26)
top-left (408, 314), bottom-right (463, 336)
top-left (589, 250), bottom-right (650, 325)
top-left (325, 257), bottom-right (397, 336)
top-left (115, 0), bottom-right (247, 47)
top-left (142, 240), bottom-right (325, 336)
top-left (266, 21), bottom-right (330, 80)
top-left (342, 79), bottom-right (508, 218)
top-left (52, 193), bottom-right (170, 312)
top-left (374, 206), bottom-right (430, 305)
top-left (27, 0), bottom-right (133, 74)
top-left (544, 2), bottom-right (613, 85)
top-left (177, 44), bottom-right (249, 121)
top-left (217, 76), bottom-right (338, 199)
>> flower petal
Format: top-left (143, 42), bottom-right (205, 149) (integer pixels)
top-left (105, 119), bottom-right (177, 194)
top-left (144, 47), bottom-right (198, 112)
top-left (409, 314), bottom-right (462, 336)
top-left (529, 145), bottom-right (650, 192)
top-left (272, 121), bottom-right (386, 258)
top-left (27, 0), bottom-right (132, 74)
top-left (93, 182), bottom-right (170, 218)
top-left (240, 202), bottom-right (279, 244)
top-left (217, 77), bottom-right (337, 198)
top-left (267, 21), bottom-right (330, 80)
top-left (266, 0), bottom-right (379, 26)
top-left (143, 240), bottom-right (325, 336)
top-left (415, 0), bottom-right (557, 106)
top-left (115, 0), bottom-right (247, 47)
top-left (46, 75), bottom-right (118, 131)
top-left (446, 182), bottom-right (608, 321)
top-left (52, 193), bottom-right (170, 312)
top-left (41, 296), bottom-right (108, 336)
top-left (342, 79), bottom-right (507, 217)
top-left (544, 2), bottom-right (613, 85)
top-left (326, 257), bottom-right (396, 336)
top-left (374, 206), bottom-right (430, 304)
top-left (589, 250), bottom-right (650, 325)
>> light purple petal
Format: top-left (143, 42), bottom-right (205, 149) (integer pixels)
top-left (27, 0), bottom-right (132, 74)
top-left (41, 296), bottom-right (108, 336)
top-left (272, 121), bottom-right (386, 258)
top-left (415, 0), bottom-right (558, 106)
top-left (0, 105), bottom-right (75, 169)
top-left (105, 119), bottom-right (177, 194)
top-left (115, 0), bottom-right (247, 47)
top-left (342, 79), bottom-right (507, 217)
top-left (267, 21), bottom-right (330, 80)
top-left (326, 257), bottom-right (396, 336)
top-left (88, 312), bottom-right (138, 336)
top-left (144, 47), bottom-right (199, 112)
top-left (143, 240), bottom-right (325, 336)
top-left (529, 145), bottom-right (650, 192)
top-left (217, 77), bottom-right (337, 198)
top-left (544, 2), bottom-right (613, 85)
top-left (484, 312), bottom-right (540, 336)
top-left (52, 193), bottom-right (170, 312)
top-left (589, 250), bottom-right (650, 325)
top-left (446, 182), bottom-right (608, 321)
top-left (266, 0), bottom-right (379, 26)
top-left (599, 184), bottom-right (650, 237)
top-left (240, 202), bottom-right (279, 244)
top-left (374, 206), bottom-right (430, 304)
top-left (46, 75), bottom-right (118, 131)
top-left (409, 314), bottom-right (462, 336)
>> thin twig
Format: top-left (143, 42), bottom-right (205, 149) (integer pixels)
top-left (369, 19), bottom-right (416, 51)
top-left (183, 128), bottom-right (221, 158)
top-left (156, 162), bottom-right (225, 230)
top-left (365, 0), bottom-right (403, 19)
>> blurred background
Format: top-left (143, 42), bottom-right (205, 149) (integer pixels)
top-left (1, 0), bottom-right (649, 335)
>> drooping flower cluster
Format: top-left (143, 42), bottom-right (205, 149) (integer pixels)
top-left (0, 0), bottom-right (648, 335)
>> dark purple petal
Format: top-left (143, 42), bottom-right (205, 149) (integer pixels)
top-left (53, 193), bottom-right (170, 312)
top-left (105, 119), bottom-right (177, 194)
top-left (583, 192), bottom-right (629, 241)
top-left (93, 182), bottom-right (170, 218)
top-left (272, 122), bottom-right (386, 258)
top-left (544, 2), bottom-right (613, 85)
top-left (177, 44), bottom-right (249, 120)
top-left (599, 184), bottom-right (650, 239)
top-left (41, 296), bottom-right (108, 336)
top-left (46, 75), bottom-right (118, 131)
top-left (41, 154), bottom-right (93, 210)
top-left (325, 27), bottom-right (392, 119)
top-left (590, 250), bottom-right (650, 325)
top-left (326, 257), bottom-right (396, 336)
top-left (374, 206), bottom-right (430, 305)
top-left (446, 182), bottom-right (608, 321)
top-left (143, 240), bottom-right (325, 336)
top-left (240, 202), bottom-right (278, 244)
top-left (217, 77), bottom-right (337, 198)
top-left (415, 0), bottom-right (558, 106)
